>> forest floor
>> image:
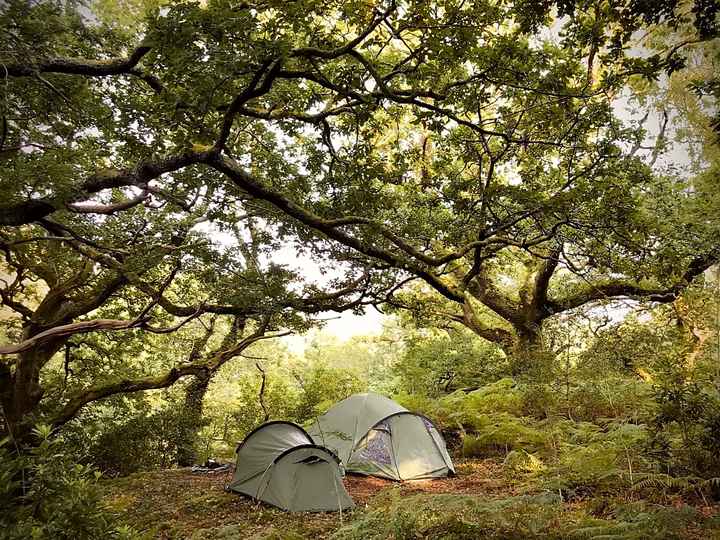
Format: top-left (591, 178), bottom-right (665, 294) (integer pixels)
top-left (102, 459), bottom-right (505, 538)
top-left (102, 459), bottom-right (720, 539)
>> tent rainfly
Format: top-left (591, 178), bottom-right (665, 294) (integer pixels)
top-left (307, 393), bottom-right (455, 481)
top-left (228, 421), bottom-right (354, 512)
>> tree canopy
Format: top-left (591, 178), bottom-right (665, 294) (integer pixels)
top-left (1, 0), bottom-right (719, 435)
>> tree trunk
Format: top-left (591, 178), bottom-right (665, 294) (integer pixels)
top-left (460, 303), bottom-right (549, 377)
top-left (0, 362), bottom-right (13, 438)
top-left (176, 373), bottom-right (211, 466)
top-left (1, 338), bottom-right (65, 441)
top-left (509, 326), bottom-right (545, 376)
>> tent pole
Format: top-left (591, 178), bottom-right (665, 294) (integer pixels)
top-left (330, 464), bottom-right (344, 524)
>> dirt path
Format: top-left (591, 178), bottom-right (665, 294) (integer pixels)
top-left (345, 459), bottom-right (507, 505)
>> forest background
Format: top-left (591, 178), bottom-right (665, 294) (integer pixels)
top-left (1, 0), bottom-right (720, 537)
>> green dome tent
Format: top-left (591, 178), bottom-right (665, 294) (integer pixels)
top-left (228, 421), bottom-right (354, 512)
top-left (307, 393), bottom-right (455, 481)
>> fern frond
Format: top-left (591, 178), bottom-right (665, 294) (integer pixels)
top-left (626, 472), bottom-right (702, 492)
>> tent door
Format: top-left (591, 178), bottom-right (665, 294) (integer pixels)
top-left (389, 414), bottom-right (449, 480)
top-left (347, 423), bottom-right (399, 480)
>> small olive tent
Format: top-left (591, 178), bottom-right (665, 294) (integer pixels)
top-left (307, 393), bottom-right (455, 481)
top-left (228, 421), bottom-right (354, 512)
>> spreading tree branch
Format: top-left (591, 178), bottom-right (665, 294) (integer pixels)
top-left (50, 317), bottom-right (290, 427)
top-left (5, 46), bottom-right (151, 77)
top-left (0, 150), bottom-right (211, 226)
top-left (4, 45), bottom-right (162, 92)
top-left (546, 248), bottom-right (720, 314)
top-left (0, 318), bottom-right (150, 355)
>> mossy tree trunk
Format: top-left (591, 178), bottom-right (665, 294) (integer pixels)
top-left (176, 372), bottom-right (212, 466)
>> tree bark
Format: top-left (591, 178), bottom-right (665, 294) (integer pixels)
top-left (1, 338), bottom-right (65, 440)
top-left (508, 325), bottom-right (545, 375)
top-left (176, 372), bottom-right (211, 466)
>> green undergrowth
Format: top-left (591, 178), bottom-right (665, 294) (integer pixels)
top-left (398, 378), bottom-right (718, 501)
top-left (396, 377), bottom-right (653, 431)
top-left (98, 376), bottom-right (720, 539)
top-left (332, 490), bottom-right (718, 540)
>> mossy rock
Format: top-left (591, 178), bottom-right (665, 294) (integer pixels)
top-left (503, 449), bottom-right (546, 473)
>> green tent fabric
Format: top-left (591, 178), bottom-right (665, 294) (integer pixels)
top-left (307, 393), bottom-right (455, 481)
top-left (228, 421), bottom-right (354, 512)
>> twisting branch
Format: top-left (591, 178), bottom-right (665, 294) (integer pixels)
top-left (256, 362), bottom-right (269, 423)
top-left (141, 308), bottom-right (205, 334)
top-left (50, 316), bottom-right (291, 428)
top-left (546, 247), bottom-right (720, 314)
top-left (5, 46), bottom-right (151, 77)
top-left (50, 363), bottom-right (210, 428)
top-left (35, 218), bottom-right (378, 320)
top-left (0, 318), bottom-right (150, 355)
top-left (127, 68), bottom-right (164, 93)
top-left (215, 58), bottom-right (284, 150)
top-left (0, 310), bottom-right (210, 357)
top-left (134, 262), bottom-right (183, 321)
top-left (66, 190), bottom-right (149, 215)
top-left (0, 150), bottom-right (212, 226)
top-left (649, 109), bottom-right (669, 168)
top-left (4, 45), bottom-right (160, 93)
top-left (532, 244), bottom-right (563, 313)
top-left (205, 152), bottom-right (465, 302)
top-left (290, 2), bottom-right (396, 60)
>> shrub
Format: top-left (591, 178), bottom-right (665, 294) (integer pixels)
top-left (541, 424), bottom-right (649, 496)
top-left (565, 379), bottom-right (654, 423)
top-left (332, 491), bottom-right (566, 540)
top-left (397, 379), bottom-right (524, 433)
top-left (392, 326), bottom-right (507, 396)
top-left (393, 392), bottom-right (440, 419)
top-left (572, 502), bottom-right (700, 539)
top-left (0, 426), bottom-right (136, 539)
top-left (76, 404), bottom-right (189, 476)
top-left (292, 364), bottom-right (365, 423)
top-left (649, 378), bottom-right (720, 480)
top-left (465, 378), bottom-right (523, 416)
